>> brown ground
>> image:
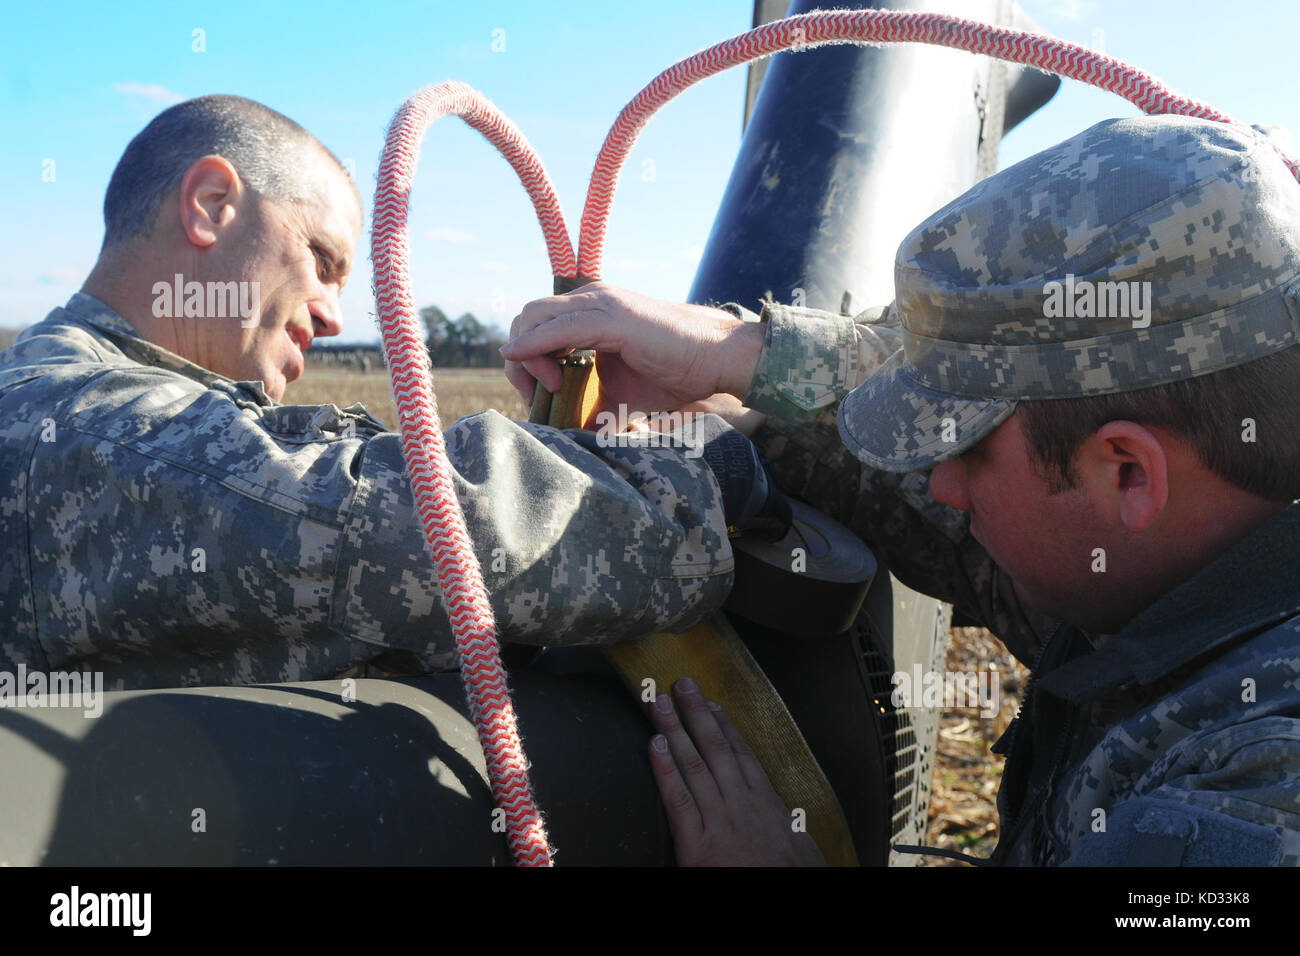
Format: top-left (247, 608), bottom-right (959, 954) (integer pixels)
top-left (922, 626), bottom-right (1030, 865)
top-left (286, 364), bottom-right (1028, 865)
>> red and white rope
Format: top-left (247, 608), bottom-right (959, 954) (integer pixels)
top-left (577, 8), bottom-right (1300, 277)
top-left (371, 14), bottom-right (1295, 868)
top-left (371, 81), bottom-right (570, 866)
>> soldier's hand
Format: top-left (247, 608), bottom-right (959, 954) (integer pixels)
top-left (673, 393), bottom-right (766, 437)
top-left (647, 677), bottom-right (826, 867)
top-left (501, 282), bottom-right (764, 415)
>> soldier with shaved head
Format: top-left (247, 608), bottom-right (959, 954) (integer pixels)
top-left (0, 95), bottom-right (777, 689)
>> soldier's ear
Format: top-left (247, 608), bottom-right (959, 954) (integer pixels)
top-left (1078, 421), bottom-right (1169, 533)
top-left (177, 155), bottom-right (243, 248)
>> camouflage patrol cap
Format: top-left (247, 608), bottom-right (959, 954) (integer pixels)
top-left (838, 114), bottom-right (1300, 472)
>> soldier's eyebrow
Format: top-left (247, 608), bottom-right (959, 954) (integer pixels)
top-left (313, 235), bottom-right (352, 286)
top-left (332, 247), bottom-right (352, 283)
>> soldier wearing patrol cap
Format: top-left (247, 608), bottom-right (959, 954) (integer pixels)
top-left (505, 114), bottom-right (1300, 865)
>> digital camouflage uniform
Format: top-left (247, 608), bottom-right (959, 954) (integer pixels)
top-left (738, 115), bottom-right (1300, 866)
top-left (0, 294), bottom-right (733, 691)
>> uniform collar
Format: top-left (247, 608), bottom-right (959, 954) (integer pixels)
top-left (1039, 501), bottom-right (1300, 702)
top-left (61, 292), bottom-right (269, 399)
top-left (62, 292), bottom-right (146, 341)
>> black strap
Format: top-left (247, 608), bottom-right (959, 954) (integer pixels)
top-left (552, 275), bottom-right (598, 294)
top-left (892, 843), bottom-right (990, 866)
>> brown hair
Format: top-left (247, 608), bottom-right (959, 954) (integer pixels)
top-left (1018, 345), bottom-right (1300, 502)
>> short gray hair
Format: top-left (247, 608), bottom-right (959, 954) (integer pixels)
top-left (101, 94), bottom-right (350, 247)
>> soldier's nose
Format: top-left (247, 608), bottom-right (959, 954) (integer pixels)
top-left (312, 300), bottom-right (344, 339)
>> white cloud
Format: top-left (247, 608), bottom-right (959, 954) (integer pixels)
top-left (479, 260), bottom-right (511, 274)
top-left (607, 259), bottom-right (677, 275)
top-left (425, 226), bottom-right (476, 244)
top-left (682, 245), bottom-right (704, 265)
top-left (38, 268), bottom-right (84, 286)
top-left (1044, 0), bottom-right (1095, 21)
top-left (112, 82), bottom-right (185, 106)
top-left (608, 258), bottom-right (652, 273)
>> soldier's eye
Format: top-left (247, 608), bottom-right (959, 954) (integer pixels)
top-left (310, 245), bottom-right (329, 280)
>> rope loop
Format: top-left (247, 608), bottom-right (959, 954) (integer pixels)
top-left (370, 14), bottom-right (1294, 867)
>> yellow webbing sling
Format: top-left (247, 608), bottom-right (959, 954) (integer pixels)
top-left (529, 349), bottom-right (858, 866)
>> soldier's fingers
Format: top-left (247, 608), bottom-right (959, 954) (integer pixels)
top-left (512, 290), bottom-right (601, 341)
top-left (504, 302), bottom-right (571, 400)
top-left (671, 678), bottom-right (748, 798)
top-left (503, 359), bottom-right (537, 406)
top-left (647, 734), bottom-right (704, 845)
top-left (708, 701), bottom-right (773, 795)
top-left (521, 355), bottom-right (564, 393)
top-left (499, 309), bottom-right (620, 363)
top-left (647, 691), bottom-right (725, 818)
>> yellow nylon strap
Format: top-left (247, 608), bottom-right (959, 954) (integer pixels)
top-left (530, 356), bottom-right (859, 866)
top-left (605, 617), bottom-right (858, 866)
top-left (526, 351), bottom-right (602, 427)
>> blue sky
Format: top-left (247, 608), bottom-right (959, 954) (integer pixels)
top-left (2, 0), bottom-right (1296, 340)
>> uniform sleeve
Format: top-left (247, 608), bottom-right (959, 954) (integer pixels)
top-left (25, 364), bottom-right (732, 688)
top-left (733, 299), bottom-right (1055, 666)
top-left (730, 301), bottom-right (903, 423)
top-left (333, 409), bottom-right (735, 655)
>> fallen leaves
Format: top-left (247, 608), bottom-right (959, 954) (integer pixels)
top-left (922, 627), bottom-right (1029, 865)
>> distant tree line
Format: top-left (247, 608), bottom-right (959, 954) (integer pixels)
top-left (305, 306), bottom-right (509, 370)
top-left (418, 306), bottom-right (507, 368)
top-left (0, 305), bottom-right (507, 370)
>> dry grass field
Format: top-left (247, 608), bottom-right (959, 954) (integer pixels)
top-left (283, 365), bottom-right (526, 429)
top-left (287, 363), bottom-right (1012, 862)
